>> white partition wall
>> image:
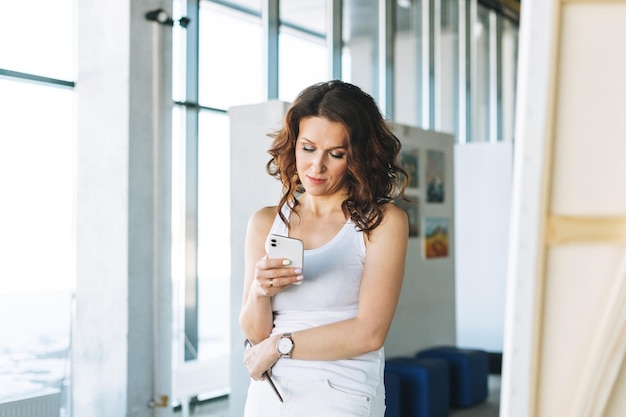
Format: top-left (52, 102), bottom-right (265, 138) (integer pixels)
top-left (454, 142), bottom-right (513, 352)
top-left (501, 1), bottom-right (626, 417)
top-left (229, 101), bottom-right (290, 417)
top-left (385, 123), bottom-right (457, 358)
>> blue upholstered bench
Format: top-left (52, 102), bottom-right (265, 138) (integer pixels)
top-left (416, 346), bottom-right (489, 408)
top-left (384, 370), bottom-right (402, 417)
top-left (385, 357), bottom-right (450, 417)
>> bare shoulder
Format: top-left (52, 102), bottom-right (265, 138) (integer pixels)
top-left (247, 206), bottom-right (278, 239)
top-left (380, 202), bottom-right (409, 229)
top-left (366, 202), bottom-right (408, 244)
top-left (249, 206), bottom-right (278, 225)
top-left (383, 201), bottom-right (408, 220)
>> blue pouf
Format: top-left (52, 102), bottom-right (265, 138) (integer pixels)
top-left (385, 357), bottom-right (450, 417)
top-left (416, 346), bottom-right (489, 408)
top-left (384, 371), bottom-right (402, 417)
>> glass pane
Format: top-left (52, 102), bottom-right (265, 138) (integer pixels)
top-left (214, 0), bottom-right (261, 14)
top-left (0, 0), bottom-right (75, 80)
top-left (279, 30), bottom-right (328, 102)
top-left (394, 0), bottom-right (424, 128)
top-left (472, 5), bottom-right (491, 142)
top-left (280, 0), bottom-right (326, 36)
top-left (172, 0), bottom-right (188, 102)
top-left (439, 0), bottom-right (459, 138)
top-left (343, 0), bottom-right (379, 100)
top-left (0, 78), bottom-right (74, 409)
top-left (171, 105), bottom-right (186, 365)
top-left (199, 3), bottom-right (264, 109)
top-left (196, 110), bottom-right (230, 390)
top-left (501, 17), bottom-right (519, 143)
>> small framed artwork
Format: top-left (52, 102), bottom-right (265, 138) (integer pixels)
top-left (423, 217), bottom-right (449, 259)
top-left (396, 197), bottom-right (420, 237)
top-left (426, 150), bottom-right (445, 203)
top-left (401, 149), bottom-right (419, 189)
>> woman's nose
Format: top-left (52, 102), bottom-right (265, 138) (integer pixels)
top-left (311, 155), bottom-right (326, 172)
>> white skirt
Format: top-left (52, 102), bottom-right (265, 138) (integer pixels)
top-left (243, 375), bottom-right (386, 417)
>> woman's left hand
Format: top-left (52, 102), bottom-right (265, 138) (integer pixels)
top-left (243, 335), bottom-right (281, 380)
top-left (252, 256), bottom-right (303, 298)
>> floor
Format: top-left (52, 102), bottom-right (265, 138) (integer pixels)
top-left (187, 375), bottom-right (501, 417)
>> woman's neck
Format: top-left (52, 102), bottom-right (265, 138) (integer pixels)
top-left (294, 192), bottom-right (347, 220)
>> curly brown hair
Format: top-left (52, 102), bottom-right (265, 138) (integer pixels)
top-left (266, 80), bottom-right (408, 235)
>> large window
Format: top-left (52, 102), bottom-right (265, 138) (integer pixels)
top-left (279, 0), bottom-right (328, 101)
top-left (394, 0), bottom-right (425, 128)
top-left (199, 3), bottom-right (264, 109)
top-left (342, 0), bottom-right (379, 100)
top-left (171, 0), bottom-right (266, 399)
top-left (501, 16), bottom-right (519, 142)
top-left (439, 0), bottom-right (460, 137)
top-left (473, 3), bottom-right (492, 142)
top-left (0, 0), bottom-right (76, 411)
top-left (0, 2), bottom-right (74, 80)
top-left (173, 0), bottom-right (335, 399)
top-left (393, 0), bottom-right (517, 143)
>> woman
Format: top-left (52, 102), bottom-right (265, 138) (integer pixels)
top-left (240, 80), bottom-right (409, 417)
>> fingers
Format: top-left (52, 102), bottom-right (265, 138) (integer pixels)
top-left (253, 276), bottom-right (286, 297)
top-left (260, 256), bottom-right (295, 269)
top-left (253, 258), bottom-right (303, 296)
top-left (257, 270), bottom-right (303, 293)
top-left (266, 270), bottom-right (303, 288)
top-left (257, 258), bottom-right (303, 280)
top-left (243, 355), bottom-right (265, 380)
top-left (243, 340), bottom-right (275, 381)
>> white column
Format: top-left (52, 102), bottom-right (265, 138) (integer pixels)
top-left (74, 1), bottom-right (173, 416)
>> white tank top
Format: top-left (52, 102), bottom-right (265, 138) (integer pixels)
top-left (268, 204), bottom-right (384, 396)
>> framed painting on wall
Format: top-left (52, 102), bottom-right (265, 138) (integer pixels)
top-left (423, 217), bottom-right (449, 259)
top-left (426, 150), bottom-right (445, 203)
top-left (401, 149), bottom-right (419, 189)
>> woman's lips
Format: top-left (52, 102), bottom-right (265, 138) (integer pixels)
top-left (306, 176), bottom-right (326, 185)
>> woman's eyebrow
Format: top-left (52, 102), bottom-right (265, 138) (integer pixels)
top-left (299, 137), bottom-right (347, 149)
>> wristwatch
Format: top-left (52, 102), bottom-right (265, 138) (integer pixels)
top-left (276, 333), bottom-right (294, 358)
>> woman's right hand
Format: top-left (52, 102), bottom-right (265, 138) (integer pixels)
top-left (243, 335), bottom-right (281, 380)
top-left (252, 256), bottom-right (303, 297)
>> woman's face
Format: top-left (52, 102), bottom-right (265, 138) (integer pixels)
top-left (295, 116), bottom-right (349, 197)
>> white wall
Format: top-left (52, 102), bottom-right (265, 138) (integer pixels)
top-left (228, 101), bottom-right (290, 417)
top-left (454, 142), bottom-right (513, 351)
top-left (385, 123), bottom-right (457, 358)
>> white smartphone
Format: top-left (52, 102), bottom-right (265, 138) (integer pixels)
top-left (267, 234), bottom-right (304, 285)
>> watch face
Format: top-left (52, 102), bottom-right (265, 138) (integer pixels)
top-left (278, 337), bottom-right (293, 354)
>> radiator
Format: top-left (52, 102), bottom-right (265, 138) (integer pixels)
top-left (0, 390), bottom-right (61, 417)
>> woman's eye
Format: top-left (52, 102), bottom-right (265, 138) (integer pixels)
top-left (303, 145), bottom-right (315, 152)
top-left (330, 152), bottom-right (345, 159)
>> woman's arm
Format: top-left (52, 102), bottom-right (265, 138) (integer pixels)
top-left (239, 207), bottom-right (275, 343)
top-left (244, 203), bottom-right (408, 379)
top-left (239, 206), bottom-right (304, 344)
